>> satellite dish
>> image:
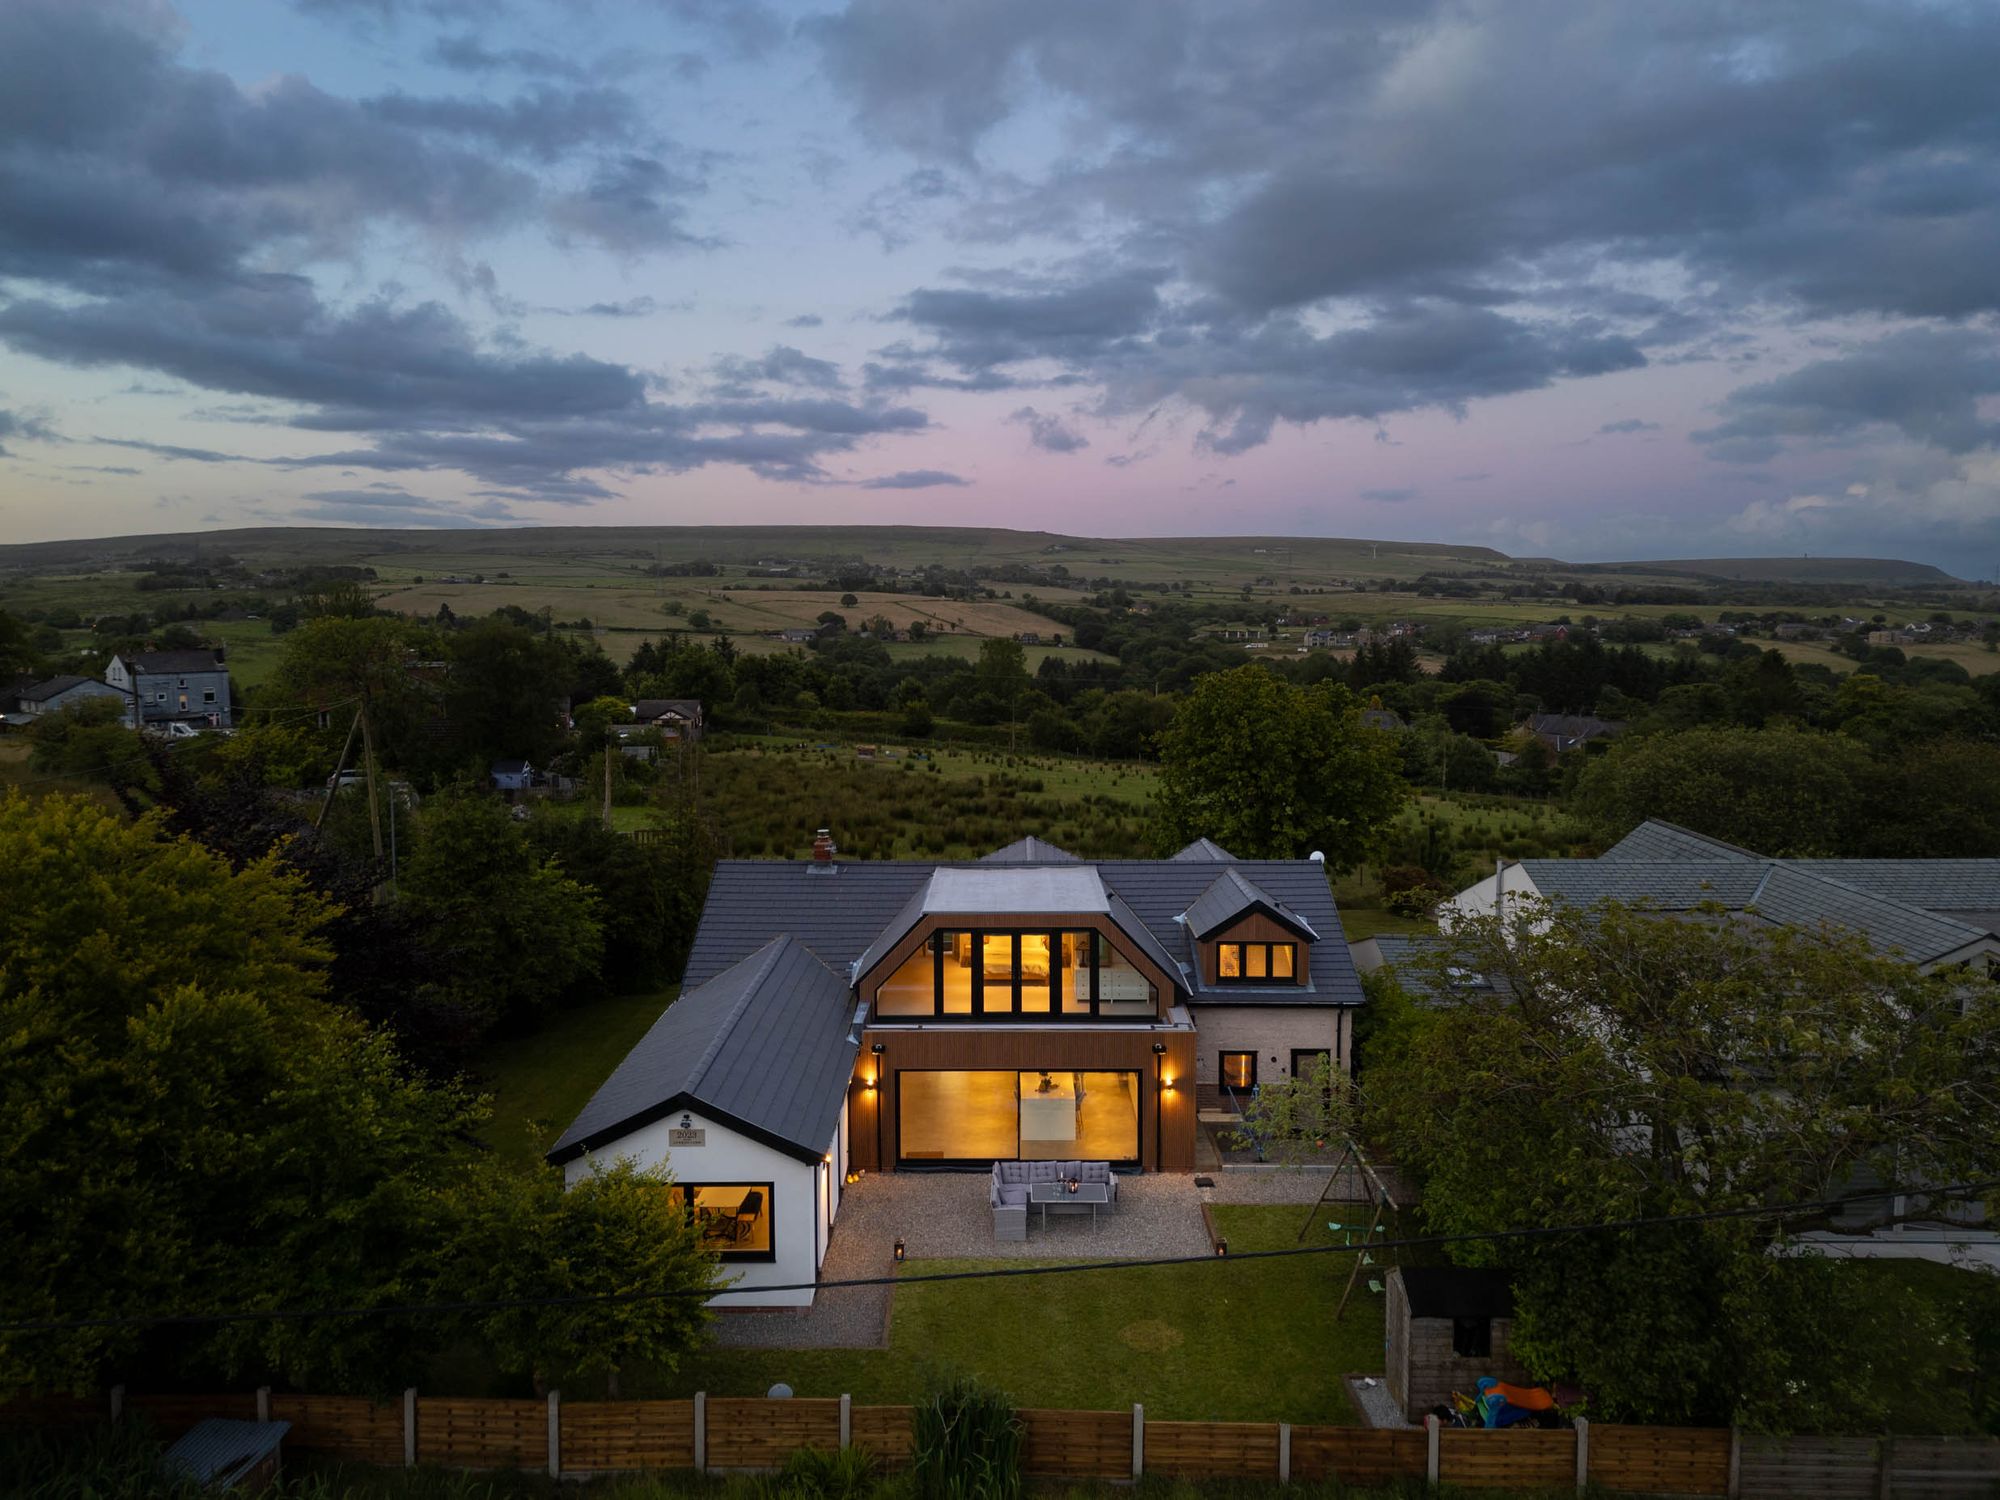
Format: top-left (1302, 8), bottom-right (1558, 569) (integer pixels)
top-left (767, 1383), bottom-right (793, 1400)
top-left (1308, 851), bottom-right (1326, 864)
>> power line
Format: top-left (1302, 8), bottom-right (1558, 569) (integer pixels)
top-left (4, 1177), bottom-right (1991, 1338)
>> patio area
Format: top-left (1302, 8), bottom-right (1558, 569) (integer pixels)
top-left (709, 1169), bottom-right (1213, 1351)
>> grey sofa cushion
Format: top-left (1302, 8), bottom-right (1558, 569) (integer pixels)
top-left (996, 1161), bottom-right (1033, 1187)
top-left (1027, 1161), bottom-right (1063, 1183)
top-left (1079, 1161), bottom-right (1111, 1185)
top-left (998, 1185), bottom-right (1029, 1206)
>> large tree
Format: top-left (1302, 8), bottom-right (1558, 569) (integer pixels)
top-left (1571, 724), bottom-right (1875, 855)
top-left (1150, 665), bottom-right (1405, 864)
top-left (1367, 900), bottom-right (2000, 1428)
top-left (0, 793), bottom-right (715, 1395)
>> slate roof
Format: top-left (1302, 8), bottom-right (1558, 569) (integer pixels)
top-left (1785, 860), bottom-right (2000, 914)
top-left (631, 697), bottom-right (702, 721)
top-left (1349, 935), bottom-right (1502, 1002)
top-left (121, 648), bottom-right (226, 673)
top-left (981, 835), bottom-right (1079, 863)
top-left (1601, 819), bottom-right (1758, 862)
top-left (687, 849), bottom-right (1361, 1006)
top-left (1181, 867), bottom-right (1320, 941)
top-left (1518, 859), bottom-right (1769, 908)
top-left (1170, 837), bottom-right (1238, 862)
top-left (20, 674), bottom-right (101, 702)
top-left (550, 935), bottom-right (857, 1164)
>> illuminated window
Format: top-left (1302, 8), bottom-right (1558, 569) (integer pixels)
top-left (1216, 942), bottom-right (1299, 984)
top-left (681, 1183), bottom-right (773, 1261)
top-left (1220, 1052), bottom-right (1256, 1091)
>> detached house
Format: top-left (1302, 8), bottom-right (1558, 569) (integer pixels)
top-left (630, 698), bottom-right (705, 743)
top-left (551, 833), bottom-right (1360, 1305)
top-left (105, 648), bottom-right (232, 729)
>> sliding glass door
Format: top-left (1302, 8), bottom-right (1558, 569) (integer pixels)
top-left (897, 1070), bottom-right (1141, 1167)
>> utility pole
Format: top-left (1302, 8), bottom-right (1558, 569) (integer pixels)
top-left (602, 728), bottom-right (615, 829)
top-left (314, 709), bottom-right (362, 831)
top-left (359, 699), bottom-right (386, 900)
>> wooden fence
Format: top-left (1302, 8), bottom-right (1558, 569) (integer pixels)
top-left (11, 1387), bottom-right (1999, 1494)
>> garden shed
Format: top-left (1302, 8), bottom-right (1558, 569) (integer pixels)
top-left (1384, 1266), bottom-right (1533, 1421)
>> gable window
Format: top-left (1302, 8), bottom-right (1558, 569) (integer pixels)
top-left (873, 926), bottom-right (1156, 1021)
top-left (1452, 1316), bottom-right (1492, 1358)
top-left (1217, 941), bottom-right (1297, 982)
top-left (1219, 1051), bottom-right (1256, 1092)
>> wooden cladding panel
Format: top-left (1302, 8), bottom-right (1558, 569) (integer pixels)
top-left (848, 1405), bottom-right (915, 1467)
top-left (1590, 1423), bottom-right (1729, 1495)
top-left (704, 1396), bottom-right (841, 1468)
top-left (1887, 1436), bottom-right (2000, 1499)
top-left (1020, 1407), bottom-right (1130, 1478)
top-left (1740, 1435), bottom-right (1882, 1500)
top-left (1439, 1427), bottom-right (1577, 1487)
top-left (1289, 1426), bottom-right (1428, 1484)
top-left (1143, 1419), bottom-right (1280, 1479)
top-left (861, 1024), bottom-right (1197, 1173)
top-left (270, 1395), bottom-right (403, 1465)
top-left (128, 1393), bottom-right (256, 1438)
top-left (1200, 911), bottom-right (1313, 987)
top-left (560, 1400), bottom-right (694, 1472)
top-left (416, 1397), bottom-right (547, 1470)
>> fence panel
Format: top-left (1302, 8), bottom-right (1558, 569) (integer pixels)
top-left (269, 1395), bottom-right (403, 1466)
top-left (416, 1397), bottom-right (548, 1471)
top-left (1019, 1407), bottom-right (1130, 1479)
top-left (1740, 1434), bottom-right (1881, 1500)
top-left (127, 1393), bottom-right (257, 1439)
top-left (1439, 1426), bottom-right (1577, 1489)
top-left (0, 1396), bottom-right (101, 1429)
top-left (560, 1399), bottom-right (694, 1473)
top-left (1590, 1423), bottom-right (1730, 1496)
top-left (704, 1397), bottom-right (841, 1469)
top-left (1886, 1436), bottom-right (2000, 1500)
top-left (1143, 1419), bottom-right (1281, 1480)
top-left (848, 1405), bottom-right (915, 1468)
top-left (1289, 1425), bottom-right (1429, 1485)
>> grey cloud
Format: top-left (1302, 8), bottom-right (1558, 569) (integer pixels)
top-left (1009, 405), bottom-right (1088, 453)
top-left (363, 86), bottom-right (639, 161)
top-left (711, 345), bottom-right (845, 392)
top-left (295, 486), bottom-right (514, 527)
top-left (429, 34), bottom-right (590, 81)
top-left (1598, 419), bottom-right (1661, 435)
top-left (784, 314), bottom-right (825, 328)
top-left (551, 155), bottom-right (710, 252)
top-left (0, 408), bottom-right (55, 455)
top-left (858, 468), bottom-right (968, 489)
top-left (1359, 487), bottom-right (1416, 503)
top-left (90, 436), bottom-right (251, 464)
top-left (1694, 328), bottom-right (2000, 460)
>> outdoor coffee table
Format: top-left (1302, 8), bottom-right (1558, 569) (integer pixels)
top-left (1029, 1180), bottom-right (1109, 1231)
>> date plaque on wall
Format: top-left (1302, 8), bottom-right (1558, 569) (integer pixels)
top-left (668, 1127), bottom-right (705, 1147)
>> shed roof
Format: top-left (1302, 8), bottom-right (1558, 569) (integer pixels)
top-left (1399, 1267), bottom-right (1516, 1320)
top-left (165, 1418), bottom-right (289, 1488)
top-left (549, 935), bottom-right (858, 1164)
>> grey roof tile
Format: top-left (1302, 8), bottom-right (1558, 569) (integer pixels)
top-left (1170, 837), bottom-right (1238, 862)
top-left (1181, 867), bottom-right (1320, 942)
top-left (1601, 819), bottom-right (1760, 862)
top-left (550, 935), bottom-right (858, 1163)
top-left (979, 836), bottom-right (1079, 863)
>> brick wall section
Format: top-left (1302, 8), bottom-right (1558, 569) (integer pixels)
top-left (1189, 1004), bottom-right (1345, 1108)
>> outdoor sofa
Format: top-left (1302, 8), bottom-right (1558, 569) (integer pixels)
top-left (990, 1159), bottom-right (1118, 1239)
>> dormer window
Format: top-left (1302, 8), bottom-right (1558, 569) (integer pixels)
top-left (873, 925), bottom-right (1158, 1021)
top-left (1217, 941), bottom-right (1297, 982)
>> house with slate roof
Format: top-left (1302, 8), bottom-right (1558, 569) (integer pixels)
top-left (105, 647), bottom-right (232, 729)
top-left (550, 832), bottom-right (1360, 1305)
top-left (1445, 818), bottom-right (2000, 973)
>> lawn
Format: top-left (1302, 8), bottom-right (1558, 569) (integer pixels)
top-left (470, 987), bottom-right (678, 1171)
top-left (622, 1204), bottom-right (1384, 1424)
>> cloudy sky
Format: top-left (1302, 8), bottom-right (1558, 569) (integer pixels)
top-left (2, 0), bottom-right (1998, 571)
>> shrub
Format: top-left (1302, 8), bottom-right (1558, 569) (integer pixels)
top-left (910, 1374), bottom-right (1022, 1500)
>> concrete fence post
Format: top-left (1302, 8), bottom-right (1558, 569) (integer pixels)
top-left (839, 1394), bottom-right (852, 1450)
top-left (255, 1387), bottom-right (270, 1424)
top-left (1278, 1421), bottom-right (1291, 1482)
top-left (547, 1390), bottom-right (561, 1480)
top-left (693, 1391), bottom-right (707, 1474)
top-left (1132, 1403), bottom-right (1144, 1480)
top-left (1728, 1425), bottom-right (1742, 1499)
top-left (108, 1385), bottom-right (124, 1423)
top-left (402, 1388), bottom-right (417, 1468)
top-left (1425, 1413), bottom-right (1440, 1488)
top-left (1574, 1415), bottom-right (1589, 1493)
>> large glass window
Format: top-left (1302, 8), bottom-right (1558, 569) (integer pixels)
top-left (1217, 941), bottom-right (1298, 984)
top-left (681, 1183), bottom-right (773, 1261)
top-left (873, 927), bottom-right (1157, 1020)
top-left (897, 1070), bottom-right (1141, 1165)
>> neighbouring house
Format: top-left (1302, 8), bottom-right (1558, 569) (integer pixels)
top-left (551, 831), bottom-right (1362, 1305)
top-left (777, 627), bottom-right (817, 644)
top-left (1, 674), bottom-right (123, 729)
top-left (1361, 707), bottom-right (1406, 733)
top-left (490, 758), bottom-right (534, 792)
top-left (105, 647), bottom-right (232, 730)
top-left (1521, 712), bottom-right (1625, 753)
top-left (1385, 1267), bottom-right (1531, 1423)
top-left (630, 698), bottom-right (705, 743)
top-left (1868, 627), bottom-right (1914, 646)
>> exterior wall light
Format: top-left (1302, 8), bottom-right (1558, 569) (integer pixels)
top-left (1161, 1076), bottom-right (1176, 1091)
top-left (1215, 1239), bottom-right (1228, 1257)
top-left (893, 1237), bottom-right (906, 1263)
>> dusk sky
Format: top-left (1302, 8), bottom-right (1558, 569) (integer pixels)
top-left (2, 0), bottom-right (1998, 572)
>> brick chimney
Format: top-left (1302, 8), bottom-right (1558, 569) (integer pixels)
top-left (811, 828), bottom-right (837, 864)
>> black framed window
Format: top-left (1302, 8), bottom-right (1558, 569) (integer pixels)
top-left (1216, 941), bottom-right (1298, 983)
top-left (678, 1182), bottom-right (775, 1262)
top-left (1452, 1316), bottom-right (1492, 1358)
top-left (896, 1069), bottom-right (1141, 1167)
top-left (1220, 1051), bottom-right (1256, 1091)
top-left (871, 927), bottom-right (1155, 1022)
